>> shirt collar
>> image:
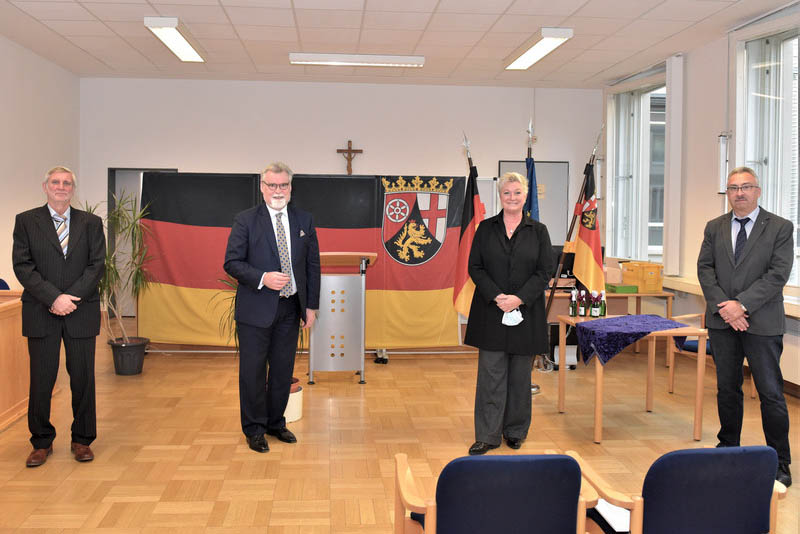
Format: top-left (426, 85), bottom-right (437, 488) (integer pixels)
top-left (265, 203), bottom-right (288, 220)
top-left (47, 204), bottom-right (71, 220)
top-left (731, 206), bottom-right (759, 223)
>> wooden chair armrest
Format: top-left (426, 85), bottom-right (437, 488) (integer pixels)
top-left (671, 313), bottom-right (705, 328)
top-left (565, 451), bottom-right (638, 510)
top-left (395, 453), bottom-right (435, 534)
top-left (773, 480), bottom-right (788, 499)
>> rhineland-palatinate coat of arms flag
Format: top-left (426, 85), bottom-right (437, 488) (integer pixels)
top-left (382, 176), bottom-right (453, 265)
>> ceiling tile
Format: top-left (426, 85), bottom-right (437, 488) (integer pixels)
top-left (427, 12), bottom-right (498, 32)
top-left (359, 29), bottom-right (422, 46)
top-left (183, 22), bottom-right (237, 39)
top-left (356, 43), bottom-right (415, 54)
top-left (477, 31), bottom-right (530, 47)
top-left (149, 0), bottom-right (218, 5)
top-left (616, 18), bottom-right (693, 39)
top-left (83, 3), bottom-right (158, 22)
top-left (299, 27), bottom-right (360, 45)
top-left (642, 0), bottom-right (731, 22)
top-left (205, 62), bottom-right (256, 73)
top-left (492, 14), bottom-right (562, 33)
top-left (559, 16), bottom-right (631, 35)
top-left (574, 0), bottom-right (663, 19)
top-left (221, 0), bottom-right (291, 6)
top-left (235, 25), bottom-right (298, 41)
top-left (294, 9), bottom-right (362, 29)
top-left (153, 4), bottom-right (228, 24)
top-left (66, 34), bottom-right (153, 67)
top-left (404, 56), bottom-right (459, 74)
top-left (413, 43), bottom-right (472, 58)
top-left (573, 48), bottom-right (635, 63)
top-left (124, 35), bottom-right (185, 64)
top-left (436, 0), bottom-right (514, 14)
top-left (302, 64), bottom-right (355, 75)
top-left (417, 30), bottom-right (484, 46)
top-left (593, 34), bottom-right (663, 50)
top-left (243, 40), bottom-right (297, 61)
top-left (363, 11), bottom-right (430, 30)
top-left (366, 0), bottom-right (437, 12)
top-left (43, 19), bottom-right (113, 36)
top-left (224, 7), bottom-right (295, 26)
top-left (12, 1), bottom-right (95, 21)
top-left (558, 33), bottom-right (606, 50)
top-left (467, 45), bottom-right (517, 59)
top-left (105, 21), bottom-right (152, 37)
top-left (507, 0), bottom-right (586, 16)
top-left (294, 0), bottom-right (363, 8)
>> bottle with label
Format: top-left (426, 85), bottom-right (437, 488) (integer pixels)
top-left (600, 290), bottom-right (607, 316)
top-left (578, 290), bottom-right (587, 316)
top-left (590, 290), bottom-right (601, 317)
top-left (569, 289), bottom-right (578, 317)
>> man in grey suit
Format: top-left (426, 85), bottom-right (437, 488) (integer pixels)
top-left (698, 166), bottom-right (794, 487)
top-left (12, 166), bottom-right (106, 467)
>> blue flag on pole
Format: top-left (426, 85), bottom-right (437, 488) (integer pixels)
top-left (523, 156), bottom-right (539, 221)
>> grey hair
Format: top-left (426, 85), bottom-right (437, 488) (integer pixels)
top-left (262, 162), bottom-right (294, 183)
top-left (728, 166), bottom-right (759, 183)
top-left (44, 166), bottom-right (76, 186)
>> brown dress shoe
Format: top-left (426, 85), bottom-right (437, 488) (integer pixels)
top-left (26, 446), bottom-right (53, 467)
top-left (71, 442), bottom-right (94, 462)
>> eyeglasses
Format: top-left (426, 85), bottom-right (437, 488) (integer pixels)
top-left (261, 181), bottom-right (290, 191)
top-left (726, 184), bottom-right (759, 193)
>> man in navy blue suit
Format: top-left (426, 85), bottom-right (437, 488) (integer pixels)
top-left (224, 162), bottom-right (320, 453)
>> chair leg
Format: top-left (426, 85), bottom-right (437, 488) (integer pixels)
top-left (667, 344), bottom-right (676, 394)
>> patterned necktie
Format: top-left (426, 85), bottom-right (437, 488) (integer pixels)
top-left (734, 217), bottom-right (749, 264)
top-left (275, 212), bottom-right (294, 297)
top-left (52, 214), bottom-right (69, 257)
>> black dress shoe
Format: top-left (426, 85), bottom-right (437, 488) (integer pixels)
top-left (468, 441), bottom-right (499, 456)
top-left (266, 427), bottom-right (297, 444)
top-left (506, 437), bottom-right (523, 449)
top-left (246, 434), bottom-right (269, 453)
top-left (777, 462), bottom-right (792, 487)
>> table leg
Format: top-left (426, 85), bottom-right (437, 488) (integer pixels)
top-left (634, 297), bottom-right (642, 353)
top-left (666, 295), bottom-right (673, 319)
top-left (693, 335), bottom-right (707, 441)
top-left (558, 320), bottom-right (567, 413)
top-left (646, 337), bottom-right (655, 412)
top-left (667, 335), bottom-right (676, 394)
top-left (594, 357), bottom-right (603, 443)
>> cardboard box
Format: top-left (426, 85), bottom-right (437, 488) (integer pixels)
top-left (621, 261), bottom-right (663, 293)
top-left (604, 258), bottom-right (623, 284)
top-left (606, 283), bottom-right (638, 293)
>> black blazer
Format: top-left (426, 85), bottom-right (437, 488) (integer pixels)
top-left (223, 203), bottom-right (321, 329)
top-left (12, 205), bottom-right (106, 338)
top-left (697, 208), bottom-right (794, 336)
top-left (464, 212), bottom-right (554, 355)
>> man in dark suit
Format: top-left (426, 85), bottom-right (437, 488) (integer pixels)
top-left (12, 166), bottom-right (106, 467)
top-left (698, 166), bottom-right (794, 487)
top-left (224, 162), bottom-right (320, 453)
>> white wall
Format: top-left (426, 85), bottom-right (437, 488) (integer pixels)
top-left (0, 34), bottom-right (79, 288)
top-left (78, 79), bottom-right (601, 214)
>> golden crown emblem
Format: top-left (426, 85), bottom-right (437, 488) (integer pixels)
top-left (382, 176), bottom-right (453, 194)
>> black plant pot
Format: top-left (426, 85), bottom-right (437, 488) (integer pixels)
top-left (109, 337), bottom-right (149, 375)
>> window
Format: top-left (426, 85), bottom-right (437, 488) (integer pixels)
top-left (607, 86), bottom-right (666, 262)
top-left (739, 29), bottom-right (799, 286)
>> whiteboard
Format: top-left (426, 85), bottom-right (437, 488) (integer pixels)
top-left (493, 160), bottom-right (570, 244)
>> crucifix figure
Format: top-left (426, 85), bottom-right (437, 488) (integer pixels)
top-left (337, 140), bottom-right (363, 175)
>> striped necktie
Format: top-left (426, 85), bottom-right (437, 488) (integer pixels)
top-left (275, 212), bottom-right (294, 297)
top-left (52, 213), bottom-right (69, 257)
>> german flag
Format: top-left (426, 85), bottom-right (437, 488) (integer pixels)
top-left (572, 162), bottom-right (605, 292)
top-left (453, 165), bottom-right (485, 317)
top-left (138, 172), bottom-right (259, 346)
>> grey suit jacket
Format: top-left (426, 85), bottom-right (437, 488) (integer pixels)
top-left (12, 205), bottom-right (106, 338)
top-left (697, 208), bottom-right (794, 336)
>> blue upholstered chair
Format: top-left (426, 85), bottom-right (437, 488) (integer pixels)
top-left (571, 446), bottom-right (787, 534)
top-left (667, 313), bottom-right (756, 399)
top-left (394, 452), bottom-right (594, 534)
top-left (0, 278), bottom-right (9, 290)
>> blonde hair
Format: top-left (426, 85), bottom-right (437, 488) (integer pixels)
top-left (262, 162), bottom-right (293, 182)
top-left (44, 166), bottom-right (76, 186)
top-left (497, 171), bottom-right (528, 197)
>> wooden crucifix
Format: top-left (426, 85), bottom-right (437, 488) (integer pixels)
top-left (337, 140), bottom-right (363, 175)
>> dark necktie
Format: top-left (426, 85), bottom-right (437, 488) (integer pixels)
top-left (734, 217), bottom-right (749, 264)
top-left (275, 212), bottom-right (294, 297)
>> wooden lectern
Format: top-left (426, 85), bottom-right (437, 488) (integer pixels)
top-left (309, 252), bottom-right (377, 384)
top-left (0, 290), bottom-right (30, 430)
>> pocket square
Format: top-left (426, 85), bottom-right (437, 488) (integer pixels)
top-left (300, 230), bottom-right (306, 237)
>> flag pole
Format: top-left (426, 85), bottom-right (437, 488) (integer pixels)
top-left (544, 126), bottom-right (604, 320)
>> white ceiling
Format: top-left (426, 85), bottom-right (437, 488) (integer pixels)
top-left (0, 0), bottom-right (790, 88)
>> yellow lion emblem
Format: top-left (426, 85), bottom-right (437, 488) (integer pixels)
top-left (394, 221), bottom-right (432, 262)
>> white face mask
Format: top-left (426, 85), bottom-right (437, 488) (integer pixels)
top-left (502, 308), bottom-right (524, 326)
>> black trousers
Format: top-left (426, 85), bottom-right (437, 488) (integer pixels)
top-left (709, 327), bottom-right (791, 464)
top-left (237, 295), bottom-right (300, 437)
top-left (27, 321), bottom-right (97, 449)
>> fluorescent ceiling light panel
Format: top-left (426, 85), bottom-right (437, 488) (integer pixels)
top-left (144, 17), bottom-right (203, 63)
top-left (289, 53), bottom-right (424, 68)
top-left (505, 27), bottom-right (573, 70)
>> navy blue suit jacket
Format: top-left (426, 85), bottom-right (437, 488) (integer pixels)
top-left (223, 203), bottom-right (321, 328)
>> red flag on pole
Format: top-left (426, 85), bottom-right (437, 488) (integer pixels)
top-left (573, 162), bottom-right (605, 293)
top-left (453, 165), bottom-right (485, 316)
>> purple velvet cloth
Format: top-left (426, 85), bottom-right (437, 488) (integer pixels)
top-left (576, 314), bottom-right (687, 365)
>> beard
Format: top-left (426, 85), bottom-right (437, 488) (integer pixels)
top-left (268, 196), bottom-right (288, 210)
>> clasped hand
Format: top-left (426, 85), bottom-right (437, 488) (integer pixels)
top-left (50, 294), bottom-right (80, 316)
top-left (495, 293), bottom-right (522, 313)
top-left (262, 271), bottom-right (290, 291)
top-left (717, 300), bottom-right (749, 332)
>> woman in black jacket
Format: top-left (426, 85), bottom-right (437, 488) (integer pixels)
top-left (464, 171), bottom-right (554, 455)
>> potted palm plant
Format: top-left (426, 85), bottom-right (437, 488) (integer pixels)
top-left (87, 191), bottom-right (151, 375)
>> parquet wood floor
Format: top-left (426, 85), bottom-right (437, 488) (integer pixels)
top-left (0, 332), bottom-right (797, 533)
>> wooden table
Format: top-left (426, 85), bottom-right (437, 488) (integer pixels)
top-left (557, 314), bottom-right (708, 443)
